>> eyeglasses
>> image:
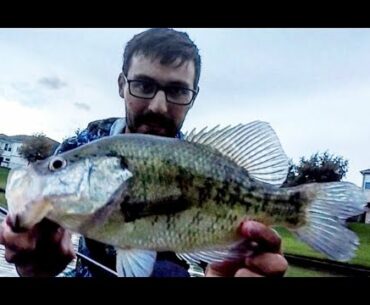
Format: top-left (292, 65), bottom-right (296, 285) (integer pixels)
top-left (124, 75), bottom-right (199, 105)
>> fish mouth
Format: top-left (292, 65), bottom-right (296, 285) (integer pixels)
top-left (10, 199), bottom-right (53, 231)
top-left (6, 165), bottom-right (53, 231)
top-left (7, 214), bottom-right (31, 233)
top-left (5, 214), bottom-right (26, 233)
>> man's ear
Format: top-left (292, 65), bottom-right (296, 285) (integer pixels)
top-left (118, 73), bottom-right (125, 98)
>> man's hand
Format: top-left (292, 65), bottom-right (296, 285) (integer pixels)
top-left (0, 215), bottom-right (76, 277)
top-left (205, 220), bottom-right (288, 277)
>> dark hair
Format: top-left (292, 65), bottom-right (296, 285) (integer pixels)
top-left (123, 28), bottom-right (201, 89)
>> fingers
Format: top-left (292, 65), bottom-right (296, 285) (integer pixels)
top-left (0, 216), bottom-right (75, 276)
top-left (205, 220), bottom-right (288, 277)
top-left (59, 229), bottom-right (76, 260)
top-left (4, 247), bottom-right (18, 263)
top-left (205, 265), bottom-right (227, 277)
top-left (234, 268), bottom-right (263, 277)
top-left (238, 221), bottom-right (287, 277)
top-left (206, 253), bottom-right (288, 277)
top-left (206, 263), bottom-right (262, 277)
top-left (239, 220), bottom-right (282, 253)
top-left (33, 220), bottom-right (75, 260)
top-left (245, 253), bottom-right (288, 277)
top-left (0, 221), bottom-right (4, 244)
top-left (206, 259), bottom-right (243, 277)
top-left (48, 226), bottom-right (75, 259)
top-left (1, 217), bottom-right (38, 264)
top-left (0, 218), bottom-right (37, 252)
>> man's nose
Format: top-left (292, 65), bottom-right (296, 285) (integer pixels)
top-left (147, 90), bottom-right (168, 114)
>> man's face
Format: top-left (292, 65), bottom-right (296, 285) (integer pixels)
top-left (118, 54), bottom-right (196, 137)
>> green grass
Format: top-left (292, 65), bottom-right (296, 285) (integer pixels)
top-left (0, 167), bottom-right (9, 208)
top-left (347, 223), bottom-right (370, 267)
top-left (0, 193), bottom-right (6, 209)
top-left (285, 265), bottom-right (338, 277)
top-left (275, 224), bottom-right (370, 268)
top-left (0, 167), bottom-right (10, 190)
top-left (276, 226), bottom-right (327, 259)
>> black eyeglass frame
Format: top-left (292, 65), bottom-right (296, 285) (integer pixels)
top-left (123, 75), bottom-right (199, 106)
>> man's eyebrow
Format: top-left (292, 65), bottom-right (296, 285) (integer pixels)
top-left (133, 74), bottom-right (156, 82)
top-left (133, 74), bottom-right (191, 89)
top-left (166, 81), bottom-right (190, 88)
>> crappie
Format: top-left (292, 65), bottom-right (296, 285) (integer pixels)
top-left (5, 121), bottom-right (367, 276)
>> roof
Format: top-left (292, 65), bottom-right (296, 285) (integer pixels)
top-left (0, 134), bottom-right (30, 143)
top-left (360, 169), bottom-right (370, 175)
top-left (0, 134), bottom-right (59, 146)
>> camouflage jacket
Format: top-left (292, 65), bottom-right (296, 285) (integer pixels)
top-left (55, 117), bottom-right (190, 277)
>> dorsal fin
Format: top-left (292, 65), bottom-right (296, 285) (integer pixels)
top-left (184, 121), bottom-right (289, 187)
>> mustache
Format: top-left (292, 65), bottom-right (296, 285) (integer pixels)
top-left (135, 111), bottom-right (176, 130)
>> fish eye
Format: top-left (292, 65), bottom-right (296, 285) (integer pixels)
top-left (49, 157), bottom-right (67, 171)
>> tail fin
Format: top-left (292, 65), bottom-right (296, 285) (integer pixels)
top-left (293, 182), bottom-right (367, 262)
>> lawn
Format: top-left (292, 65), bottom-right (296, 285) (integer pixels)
top-left (275, 223), bottom-right (370, 268)
top-left (285, 265), bottom-right (337, 277)
top-left (0, 167), bottom-right (9, 209)
top-left (0, 167), bottom-right (9, 190)
top-left (346, 222), bottom-right (370, 267)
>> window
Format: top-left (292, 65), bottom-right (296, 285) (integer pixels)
top-left (365, 182), bottom-right (370, 190)
top-left (3, 143), bottom-right (11, 151)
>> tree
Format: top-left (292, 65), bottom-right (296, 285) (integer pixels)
top-left (283, 151), bottom-right (348, 187)
top-left (18, 133), bottom-right (58, 163)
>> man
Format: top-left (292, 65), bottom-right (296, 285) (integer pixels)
top-left (0, 28), bottom-right (288, 277)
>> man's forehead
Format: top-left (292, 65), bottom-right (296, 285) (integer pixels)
top-left (131, 53), bottom-right (191, 68)
top-left (128, 54), bottom-right (195, 84)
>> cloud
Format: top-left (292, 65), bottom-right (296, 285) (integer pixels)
top-left (73, 102), bottom-right (91, 111)
top-left (0, 97), bottom-right (53, 137)
top-left (38, 76), bottom-right (67, 90)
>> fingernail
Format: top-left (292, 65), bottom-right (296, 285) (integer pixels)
top-left (241, 220), bottom-right (255, 237)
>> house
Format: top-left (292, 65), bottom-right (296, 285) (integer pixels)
top-left (0, 134), bottom-right (59, 169)
top-left (360, 168), bottom-right (370, 224)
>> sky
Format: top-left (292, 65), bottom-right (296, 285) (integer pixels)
top-left (0, 28), bottom-right (369, 187)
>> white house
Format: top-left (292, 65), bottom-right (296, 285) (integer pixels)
top-left (0, 134), bottom-right (59, 169)
top-left (0, 134), bottom-right (29, 169)
top-left (360, 169), bottom-right (370, 224)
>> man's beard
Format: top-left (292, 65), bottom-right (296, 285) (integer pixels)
top-left (126, 110), bottom-right (181, 138)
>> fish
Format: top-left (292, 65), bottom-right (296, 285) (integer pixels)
top-left (5, 121), bottom-right (367, 276)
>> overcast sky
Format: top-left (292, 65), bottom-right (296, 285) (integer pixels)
top-left (0, 28), bottom-right (369, 186)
